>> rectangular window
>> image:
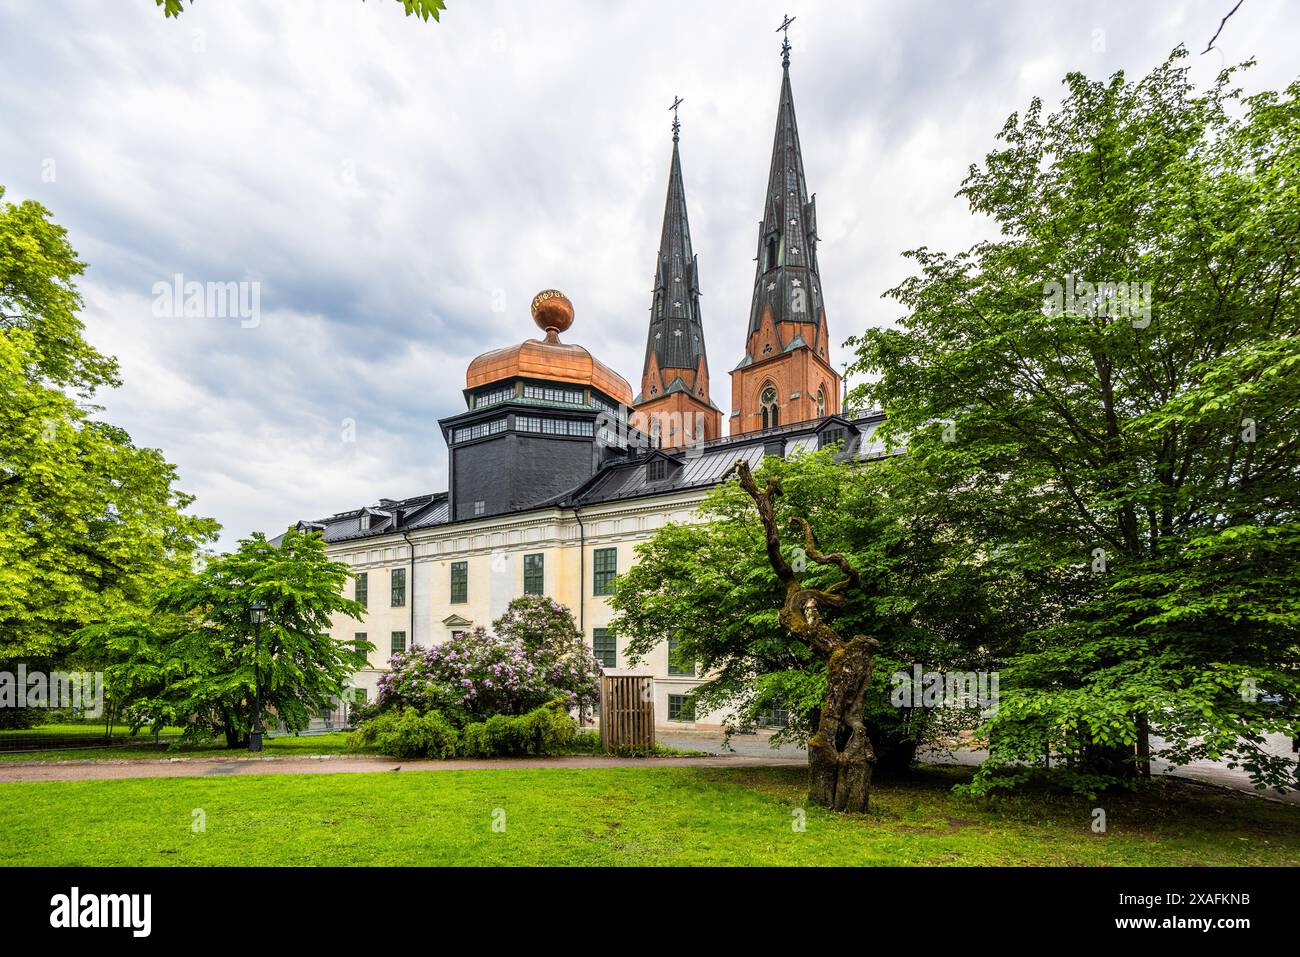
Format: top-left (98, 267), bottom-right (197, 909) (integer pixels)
top-left (453, 418), bottom-right (506, 443)
top-left (514, 416), bottom-right (592, 436)
top-left (667, 638), bottom-right (695, 677)
top-left (354, 571), bottom-right (368, 609)
top-left (668, 694), bottom-right (695, 722)
top-left (593, 547), bottom-right (617, 596)
top-left (592, 628), bottom-right (616, 669)
top-left (450, 561), bottom-right (468, 603)
top-left (390, 567), bottom-right (406, 607)
top-left (647, 458), bottom-right (668, 482)
top-left (391, 631), bottom-right (406, 654)
top-left (523, 384), bottom-right (584, 404)
top-left (523, 553), bottom-right (544, 595)
top-left (473, 386), bottom-right (514, 409)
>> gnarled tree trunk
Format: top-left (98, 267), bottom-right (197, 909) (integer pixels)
top-left (727, 459), bottom-right (880, 813)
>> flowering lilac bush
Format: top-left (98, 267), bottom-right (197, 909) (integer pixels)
top-left (376, 597), bottom-right (601, 724)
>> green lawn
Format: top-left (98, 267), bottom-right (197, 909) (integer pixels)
top-left (0, 731), bottom-right (354, 762)
top-left (1, 765), bottom-right (1296, 866)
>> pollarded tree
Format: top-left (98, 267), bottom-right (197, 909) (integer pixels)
top-left (726, 458), bottom-right (880, 812)
top-left (611, 448), bottom-right (1028, 812)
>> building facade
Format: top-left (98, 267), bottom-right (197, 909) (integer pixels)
top-left (287, 38), bottom-right (878, 730)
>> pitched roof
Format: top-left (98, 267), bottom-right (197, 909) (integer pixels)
top-left (285, 412), bottom-right (888, 545)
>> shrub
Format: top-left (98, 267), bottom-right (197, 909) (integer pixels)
top-left (376, 599), bottom-right (601, 724)
top-left (459, 700), bottom-right (578, 757)
top-left (348, 708), bottom-right (459, 759)
top-left (566, 730), bottom-right (603, 754)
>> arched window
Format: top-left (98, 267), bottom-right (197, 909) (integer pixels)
top-left (760, 385), bottom-right (778, 430)
top-left (817, 386), bottom-right (826, 418)
top-left (649, 416), bottom-right (661, 448)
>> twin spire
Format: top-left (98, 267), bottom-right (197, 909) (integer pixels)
top-left (636, 19), bottom-right (835, 441)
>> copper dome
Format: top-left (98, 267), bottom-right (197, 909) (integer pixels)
top-left (465, 290), bottom-right (634, 405)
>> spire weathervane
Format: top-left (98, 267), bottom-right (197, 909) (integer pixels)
top-left (669, 95), bottom-right (684, 142)
top-left (777, 14), bottom-right (796, 67)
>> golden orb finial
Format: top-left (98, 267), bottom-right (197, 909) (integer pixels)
top-left (531, 289), bottom-right (574, 342)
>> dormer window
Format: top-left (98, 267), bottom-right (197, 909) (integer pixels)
top-left (766, 236), bottom-right (778, 271)
top-left (647, 458), bottom-right (669, 483)
top-left (820, 427), bottom-right (847, 449)
top-left (359, 513), bottom-right (371, 531)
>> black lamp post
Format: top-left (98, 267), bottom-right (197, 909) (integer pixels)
top-left (248, 602), bottom-right (267, 752)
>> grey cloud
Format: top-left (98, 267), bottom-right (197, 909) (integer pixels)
top-left (1, 0), bottom-right (1294, 547)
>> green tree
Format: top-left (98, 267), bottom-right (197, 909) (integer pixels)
top-left (611, 448), bottom-right (1022, 810)
top-left (849, 48), bottom-right (1300, 793)
top-left (0, 187), bottom-right (218, 660)
top-left (79, 528), bottom-right (372, 747)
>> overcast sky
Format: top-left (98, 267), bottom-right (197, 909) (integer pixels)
top-left (1, 0), bottom-right (1296, 549)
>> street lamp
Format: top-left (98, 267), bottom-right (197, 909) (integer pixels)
top-left (248, 602), bottom-right (267, 752)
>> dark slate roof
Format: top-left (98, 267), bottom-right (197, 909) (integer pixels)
top-left (286, 413), bottom-right (887, 545)
top-left (555, 411), bottom-right (887, 508)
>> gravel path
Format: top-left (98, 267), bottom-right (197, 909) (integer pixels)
top-left (2, 730), bottom-right (1294, 806)
top-left (0, 751), bottom-right (802, 783)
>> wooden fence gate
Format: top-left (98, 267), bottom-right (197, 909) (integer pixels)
top-left (600, 674), bottom-right (655, 752)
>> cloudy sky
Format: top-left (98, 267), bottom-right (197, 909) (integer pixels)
top-left (1, 0), bottom-right (1296, 549)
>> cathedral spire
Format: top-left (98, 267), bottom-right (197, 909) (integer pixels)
top-left (633, 101), bottom-right (721, 448)
top-left (746, 23), bottom-right (822, 337)
top-left (728, 22), bottom-right (841, 436)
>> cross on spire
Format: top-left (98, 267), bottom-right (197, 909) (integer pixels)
top-left (777, 14), bottom-right (796, 67)
top-left (669, 95), bottom-right (684, 141)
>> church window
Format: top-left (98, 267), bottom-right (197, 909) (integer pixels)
top-left (760, 386), bottom-right (779, 430)
top-left (817, 387), bottom-right (826, 417)
top-left (766, 236), bottom-right (778, 271)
